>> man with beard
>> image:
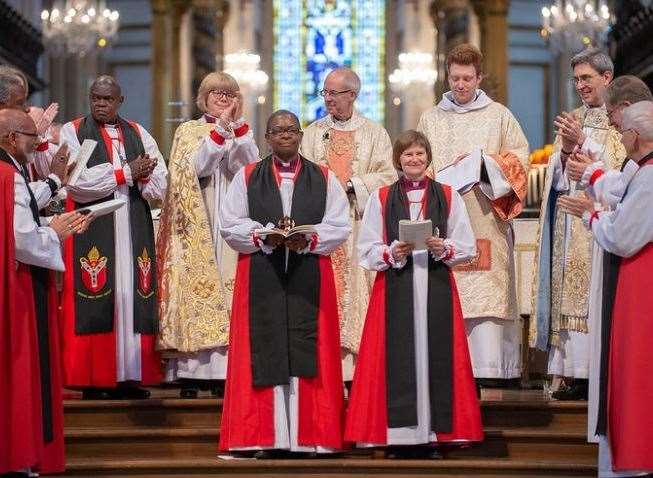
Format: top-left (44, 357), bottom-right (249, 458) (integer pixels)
top-left (59, 75), bottom-right (168, 399)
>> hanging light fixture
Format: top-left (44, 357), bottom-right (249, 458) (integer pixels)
top-left (224, 52), bottom-right (269, 94)
top-left (41, 0), bottom-right (120, 57)
top-left (540, 1), bottom-right (613, 54)
top-left (388, 52), bottom-right (438, 94)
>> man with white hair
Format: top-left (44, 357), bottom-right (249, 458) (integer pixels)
top-left (301, 67), bottom-right (396, 382)
top-left (531, 48), bottom-right (626, 401)
top-left (559, 100), bottom-right (653, 477)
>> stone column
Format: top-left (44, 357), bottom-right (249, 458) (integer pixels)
top-left (430, 0), bottom-right (471, 99)
top-left (151, 0), bottom-right (174, 155)
top-left (470, 0), bottom-right (510, 105)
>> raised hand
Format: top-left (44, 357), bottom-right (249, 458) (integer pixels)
top-left (233, 93), bottom-right (243, 121)
top-left (50, 143), bottom-right (70, 183)
top-left (554, 112), bottom-right (585, 153)
top-left (49, 211), bottom-right (87, 241)
top-left (557, 193), bottom-right (594, 218)
top-left (566, 151), bottom-right (595, 182)
top-left (129, 154), bottom-right (157, 182)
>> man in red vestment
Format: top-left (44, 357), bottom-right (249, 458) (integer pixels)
top-left (0, 109), bottom-right (89, 476)
top-left (218, 110), bottom-right (351, 457)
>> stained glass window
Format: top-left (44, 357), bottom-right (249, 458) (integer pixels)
top-left (273, 0), bottom-right (385, 126)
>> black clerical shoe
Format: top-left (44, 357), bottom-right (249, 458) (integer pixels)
top-left (179, 388), bottom-right (198, 399)
top-left (424, 447), bottom-right (444, 460)
top-left (1, 472), bottom-right (30, 477)
top-left (551, 379), bottom-right (588, 400)
top-left (253, 449), bottom-right (292, 459)
top-left (115, 387), bottom-right (151, 400)
top-left (385, 446), bottom-right (415, 459)
top-left (211, 381), bottom-right (225, 397)
top-left (81, 388), bottom-right (112, 400)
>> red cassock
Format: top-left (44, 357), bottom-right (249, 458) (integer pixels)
top-left (0, 162), bottom-right (64, 474)
top-left (344, 186), bottom-right (483, 446)
top-left (608, 242), bottom-right (653, 471)
top-left (219, 253), bottom-right (344, 451)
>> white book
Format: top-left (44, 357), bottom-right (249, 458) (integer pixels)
top-left (436, 148), bottom-right (483, 194)
top-left (399, 219), bottom-right (435, 251)
top-left (75, 198), bottom-right (127, 217)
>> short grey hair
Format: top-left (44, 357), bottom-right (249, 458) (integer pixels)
top-left (0, 73), bottom-right (24, 107)
top-left (570, 47), bottom-right (614, 75)
top-left (328, 67), bottom-right (361, 94)
top-left (622, 101), bottom-right (653, 141)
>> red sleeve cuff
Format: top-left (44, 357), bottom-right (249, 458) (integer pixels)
top-left (589, 210), bottom-right (600, 228)
top-left (442, 245), bottom-right (455, 261)
top-left (383, 248), bottom-right (392, 266)
top-left (37, 141), bottom-right (49, 152)
top-left (252, 233), bottom-right (262, 248)
top-left (589, 168), bottom-right (605, 186)
top-left (233, 123), bottom-right (249, 138)
top-left (308, 233), bottom-right (318, 252)
top-left (114, 168), bottom-right (126, 185)
top-left (210, 129), bottom-right (226, 145)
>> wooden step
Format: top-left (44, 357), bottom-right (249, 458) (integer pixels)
top-left (64, 397), bottom-right (589, 432)
top-left (64, 425), bottom-right (596, 463)
top-left (63, 457), bottom-right (597, 477)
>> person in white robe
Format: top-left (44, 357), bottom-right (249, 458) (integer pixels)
top-left (59, 76), bottom-right (168, 399)
top-left (417, 44), bottom-right (529, 384)
top-left (158, 72), bottom-right (259, 398)
top-left (559, 101), bottom-right (653, 478)
top-left (301, 67), bottom-right (396, 382)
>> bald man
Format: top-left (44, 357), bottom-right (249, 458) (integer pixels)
top-left (59, 75), bottom-right (168, 399)
top-left (0, 109), bottom-right (89, 476)
top-left (301, 67), bottom-right (396, 382)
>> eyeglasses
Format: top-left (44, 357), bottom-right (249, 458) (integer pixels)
top-left (267, 127), bottom-right (302, 136)
top-left (319, 89), bottom-right (352, 97)
top-left (13, 130), bottom-right (39, 138)
top-left (209, 90), bottom-right (237, 99)
top-left (570, 74), bottom-right (599, 86)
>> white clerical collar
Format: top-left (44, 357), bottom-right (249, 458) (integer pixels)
top-left (438, 89), bottom-right (493, 114)
top-left (324, 109), bottom-right (365, 131)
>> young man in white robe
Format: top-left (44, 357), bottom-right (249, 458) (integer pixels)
top-left (59, 76), bottom-right (168, 399)
top-left (417, 43), bottom-right (529, 386)
top-left (301, 67), bottom-right (396, 382)
top-left (157, 72), bottom-right (259, 399)
top-left (219, 110), bottom-right (350, 456)
top-left (559, 101), bottom-right (653, 478)
top-left (345, 130), bottom-right (482, 458)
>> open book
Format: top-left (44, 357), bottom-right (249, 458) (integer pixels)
top-left (399, 219), bottom-right (437, 251)
top-left (255, 224), bottom-right (317, 239)
top-left (436, 149), bottom-right (482, 194)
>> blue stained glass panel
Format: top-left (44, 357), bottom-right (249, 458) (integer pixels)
top-left (273, 0), bottom-right (385, 126)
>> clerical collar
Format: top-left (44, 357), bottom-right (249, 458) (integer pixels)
top-left (204, 114), bottom-right (217, 124)
top-left (438, 89), bottom-right (493, 113)
top-left (324, 110), bottom-right (365, 131)
top-left (400, 176), bottom-right (428, 191)
top-left (273, 154), bottom-right (300, 173)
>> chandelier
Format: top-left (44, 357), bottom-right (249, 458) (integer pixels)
top-left (41, 0), bottom-right (120, 57)
top-left (540, 1), bottom-right (613, 54)
top-left (388, 52), bottom-right (437, 94)
top-left (224, 52), bottom-right (269, 94)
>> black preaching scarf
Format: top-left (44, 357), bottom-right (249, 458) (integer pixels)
top-left (0, 149), bottom-right (54, 443)
top-left (246, 155), bottom-right (327, 387)
top-left (384, 178), bottom-right (454, 432)
top-left (73, 116), bottom-right (157, 335)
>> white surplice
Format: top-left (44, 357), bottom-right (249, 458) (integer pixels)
top-left (580, 159), bottom-right (638, 442)
top-left (8, 153), bottom-right (64, 271)
top-left (219, 160), bottom-right (350, 451)
top-left (356, 183), bottom-right (476, 445)
top-left (166, 116), bottom-right (259, 382)
top-left (60, 121), bottom-right (168, 383)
